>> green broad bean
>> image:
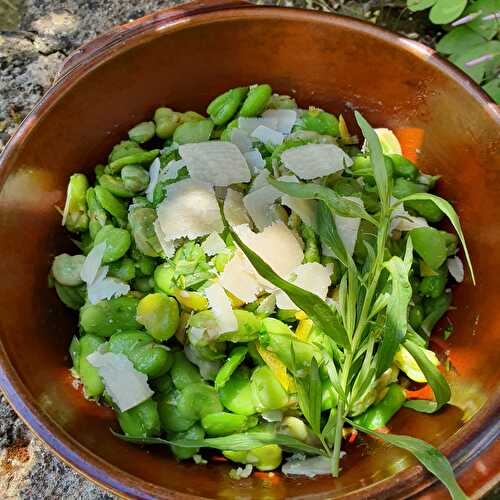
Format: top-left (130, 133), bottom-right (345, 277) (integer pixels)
top-left (351, 155), bottom-right (393, 184)
top-left (133, 276), bottom-right (155, 293)
top-left (106, 149), bottom-right (160, 175)
top-left (219, 119), bottom-right (239, 142)
top-left (251, 366), bottom-right (289, 412)
top-left (201, 412), bottom-right (250, 437)
top-left (95, 164), bottom-right (105, 179)
top-left (80, 295), bottom-right (141, 337)
top-left (151, 373), bottom-right (174, 394)
top-left (171, 351), bottom-right (203, 390)
top-left (392, 177), bottom-right (428, 199)
top-left (409, 303), bottom-right (425, 330)
top-left (193, 310), bottom-right (261, 343)
top-left (279, 416), bottom-right (318, 446)
top-left (154, 107), bottom-right (181, 139)
top-left (94, 185), bottom-right (128, 222)
top-left (153, 263), bottom-right (175, 293)
top-left (117, 398), bottom-right (161, 437)
top-left (387, 154), bottom-right (418, 179)
top-left (301, 224), bottom-right (320, 263)
top-left (128, 208), bottom-right (162, 257)
top-left (421, 292), bottom-right (452, 337)
top-left (176, 383), bottom-right (223, 420)
top-left (63, 173), bottom-right (89, 233)
top-left (79, 334), bottom-right (105, 398)
top-left (224, 444), bottom-right (282, 472)
top-left (94, 225), bottom-right (131, 263)
top-left (169, 423), bottom-right (205, 460)
top-left (239, 84), bottom-right (272, 117)
top-left (108, 331), bottom-right (173, 378)
top-left (108, 258), bottom-right (136, 282)
top-left (410, 227), bottom-right (448, 270)
top-left (133, 253), bottom-right (157, 276)
top-left (179, 111), bottom-right (205, 123)
top-left (276, 309), bottom-right (297, 324)
top-left (207, 86), bottom-right (248, 125)
top-left (419, 266), bottom-right (448, 299)
top-left (108, 140), bottom-right (144, 163)
top-left (98, 174), bottom-right (136, 198)
top-left (121, 165), bottom-right (150, 193)
top-left (136, 293), bottom-right (179, 341)
top-left (173, 119), bottom-right (214, 145)
top-left (353, 384), bottom-right (406, 430)
top-left (406, 199), bottom-right (444, 222)
top-left (86, 187), bottom-right (108, 239)
top-left (214, 346), bottom-right (248, 390)
top-left (54, 282), bottom-right (85, 310)
top-left (298, 108), bottom-right (339, 136)
top-left (219, 368), bottom-right (257, 416)
top-left (157, 392), bottom-right (197, 432)
top-left (266, 94), bottom-right (297, 109)
top-left (441, 231), bottom-right (458, 256)
top-left (128, 121), bottom-right (155, 144)
top-left (52, 254), bottom-right (85, 286)
top-left (321, 379), bottom-right (338, 411)
top-left (69, 335), bottom-right (80, 373)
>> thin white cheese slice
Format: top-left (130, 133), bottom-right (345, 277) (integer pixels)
top-left (87, 266), bottom-right (130, 305)
top-left (390, 198), bottom-right (428, 233)
top-left (230, 128), bottom-right (253, 153)
top-left (282, 455), bottom-right (333, 478)
top-left (204, 282), bottom-right (238, 334)
top-left (276, 262), bottom-right (332, 310)
top-left (219, 252), bottom-right (261, 303)
top-left (262, 109), bottom-right (298, 134)
top-left (238, 117), bottom-right (278, 134)
top-left (281, 144), bottom-right (352, 179)
top-left (179, 141), bottom-right (251, 186)
top-left (156, 179), bottom-right (223, 241)
top-left (86, 351), bottom-right (153, 412)
top-left (335, 196), bottom-right (363, 256)
top-left (145, 157), bottom-right (161, 202)
top-left (80, 242), bottom-right (106, 285)
top-left (251, 125), bottom-right (284, 146)
top-left (278, 175), bottom-right (317, 227)
top-left (224, 188), bottom-right (250, 226)
top-left (159, 158), bottom-right (187, 181)
top-left (153, 219), bottom-right (176, 258)
top-left (243, 184), bottom-right (282, 230)
top-left (243, 149), bottom-right (266, 173)
top-left (201, 232), bottom-right (226, 256)
top-left (447, 256), bottom-right (464, 283)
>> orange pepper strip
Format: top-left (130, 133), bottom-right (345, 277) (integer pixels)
top-left (404, 384), bottom-right (435, 401)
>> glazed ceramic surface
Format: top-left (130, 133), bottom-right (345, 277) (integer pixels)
top-left (0, 1), bottom-right (498, 498)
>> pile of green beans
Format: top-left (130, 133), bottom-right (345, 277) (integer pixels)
top-left (50, 83), bottom-right (460, 474)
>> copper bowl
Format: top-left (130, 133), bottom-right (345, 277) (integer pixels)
top-left (0, 1), bottom-right (499, 498)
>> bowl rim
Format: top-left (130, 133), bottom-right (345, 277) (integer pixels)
top-left (0, 2), bottom-right (499, 498)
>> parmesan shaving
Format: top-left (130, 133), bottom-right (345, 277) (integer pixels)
top-left (447, 256), bottom-right (464, 283)
top-left (243, 185), bottom-right (281, 230)
top-left (156, 179), bottom-right (223, 241)
top-left (335, 196), bottom-right (363, 256)
top-left (251, 125), bottom-right (284, 146)
top-left (278, 175), bottom-right (316, 227)
top-left (282, 454), bottom-right (337, 478)
top-left (87, 270), bottom-right (130, 304)
top-left (238, 117), bottom-right (278, 134)
top-left (153, 219), bottom-right (176, 258)
top-left (281, 144), bottom-right (352, 179)
top-left (80, 242), bottom-right (106, 285)
top-left (179, 141), bottom-right (251, 186)
top-left (262, 109), bottom-right (297, 134)
top-left (86, 351), bottom-right (153, 412)
top-left (145, 157), bottom-right (161, 202)
top-left (204, 282), bottom-right (238, 334)
top-left (230, 128), bottom-right (253, 153)
top-left (224, 188), bottom-right (251, 226)
top-left (159, 158), bottom-right (187, 181)
top-left (243, 149), bottom-right (266, 173)
top-left (201, 232), bottom-right (227, 256)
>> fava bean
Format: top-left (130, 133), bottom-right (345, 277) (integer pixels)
top-left (201, 412), bottom-right (249, 436)
top-left (108, 140), bottom-right (144, 163)
top-left (94, 225), bottom-right (131, 263)
top-left (153, 263), bottom-right (175, 293)
top-left (388, 154), bottom-right (418, 179)
top-left (117, 398), bottom-right (161, 437)
top-left (54, 282), bottom-right (85, 310)
top-left (108, 258), bottom-right (136, 282)
top-left (301, 223), bottom-right (320, 263)
top-left (410, 227), bottom-right (447, 270)
top-left (419, 265), bottom-right (447, 298)
top-left (154, 107), bottom-right (181, 139)
top-left (251, 366), bottom-right (289, 412)
top-left (207, 86), bottom-right (248, 125)
top-left (86, 187), bottom-right (108, 239)
top-left (158, 393), bottom-right (197, 432)
top-left (98, 174), bottom-right (136, 198)
top-left (409, 303), bottom-right (425, 330)
top-left (279, 416), bottom-right (318, 445)
top-left (216, 310), bottom-right (262, 343)
top-left (239, 84), bottom-right (272, 117)
top-left (224, 444), bottom-right (282, 471)
top-left (266, 94), bottom-right (297, 110)
top-left (63, 173), bottom-right (89, 233)
top-left (169, 423), bottom-right (205, 459)
top-left (128, 121), bottom-right (155, 144)
top-left (80, 295), bottom-right (140, 337)
top-left (214, 346), bottom-right (248, 390)
top-left (69, 335), bottom-right (80, 373)
top-left (421, 292), bottom-right (452, 336)
top-left (136, 293), bottom-right (179, 341)
top-left (171, 351), bottom-right (202, 390)
top-left (441, 231), bottom-right (458, 256)
top-left (52, 254), bottom-right (85, 286)
top-left (321, 379), bottom-right (338, 411)
top-left (121, 165), bottom-right (150, 192)
top-left (179, 111), bottom-right (205, 123)
top-left (134, 254), bottom-right (157, 277)
top-left (106, 149), bottom-right (160, 175)
top-left (177, 383), bottom-right (223, 420)
top-left (128, 208), bottom-right (162, 257)
top-left (298, 108), bottom-right (339, 136)
top-left (94, 185), bottom-right (128, 222)
top-left (173, 119), bottom-right (214, 145)
top-left (79, 334), bottom-right (105, 398)
top-left (151, 372), bottom-right (174, 394)
top-left (173, 289), bottom-right (208, 312)
top-left (219, 368), bottom-right (257, 416)
top-left (108, 331), bottom-right (173, 378)
top-left (133, 276), bottom-right (155, 293)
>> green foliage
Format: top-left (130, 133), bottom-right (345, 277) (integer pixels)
top-left (409, 0), bottom-right (500, 102)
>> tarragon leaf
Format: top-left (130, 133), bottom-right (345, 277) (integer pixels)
top-left (227, 226), bottom-right (350, 349)
top-left (316, 200), bottom-right (349, 268)
top-left (347, 421), bottom-right (467, 500)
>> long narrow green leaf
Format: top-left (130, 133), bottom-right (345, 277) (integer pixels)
top-left (403, 339), bottom-right (451, 413)
top-left (316, 200), bottom-right (349, 268)
top-left (309, 358), bottom-right (322, 435)
top-left (400, 193), bottom-right (475, 284)
top-left (111, 430), bottom-right (324, 455)
top-left (355, 112), bottom-right (390, 210)
top-left (376, 237), bottom-right (413, 376)
top-left (228, 226), bottom-right (350, 349)
top-left (269, 177), bottom-right (378, 225)
top-left (347, 421), bottom-right (467, 500)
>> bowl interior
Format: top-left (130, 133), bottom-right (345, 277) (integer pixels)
top-left (0, 7), bottom-right (499, 499)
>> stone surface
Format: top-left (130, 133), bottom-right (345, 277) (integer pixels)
top-left (0, 1), bottom-right (494, 498)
